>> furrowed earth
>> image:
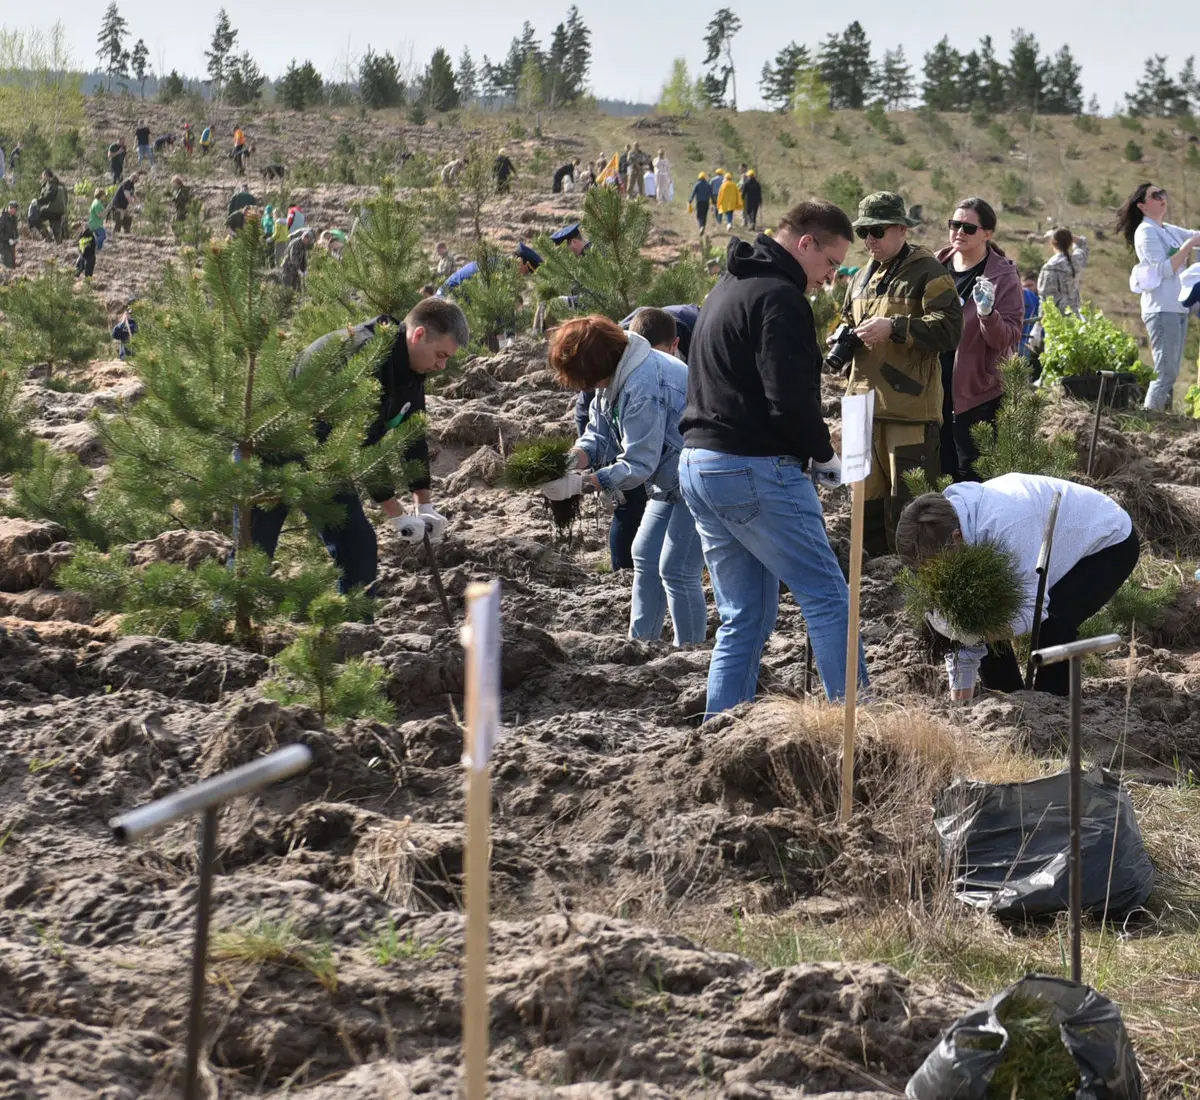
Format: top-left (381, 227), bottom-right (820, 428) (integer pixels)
top-left (1, 100), bottom-right (1200, 1099)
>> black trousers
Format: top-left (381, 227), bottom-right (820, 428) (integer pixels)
top-left (951, 396), bottom-right (1002, 483)
top-left (979, 529), bottom-right (1140, 696)
top-left (251, 491), bottom-right (378, 594)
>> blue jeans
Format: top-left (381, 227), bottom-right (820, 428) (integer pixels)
top-left (93, 227), bottom-right (106, 252)
top-left (251, 491), bottom-right (378, 594)
top-left (137, 143), bottom-right (153, 166)
top-left (680, 448), bottom-right (868, 717)
top-left (1143, 311), bottom-right (1189, 411)
top-left (610, 482), bottom-right (647, 571)
top-left (631, 497), bottom-right (706, 645)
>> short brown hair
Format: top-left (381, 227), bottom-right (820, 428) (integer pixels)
top-left (548, 315), bottom-right (628, 389)
top-left (778, 201), bottom-right (853, 244)
top-left (404, 296), bottom-right (470, 347)
top-left (627, 307), bottom-right (677, 350)
top-left (895, 493), bottom-right (961, 567)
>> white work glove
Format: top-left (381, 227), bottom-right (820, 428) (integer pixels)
top-left (972, 275), bottom-right (996, 317)
top-left (538, 472), bottom-right (585, 501)
top-left (418, 503), bottom-right (448, 543)
top-left (926, 611), bottom-right (984, 647)
top-left (389, 514), bottom-right (427, 544)
top-left (809, 454), bottom-right (842, 487)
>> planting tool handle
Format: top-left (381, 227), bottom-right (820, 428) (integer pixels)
top-left (425, 529), bottom-right (455, 627)
top-left (1024, 492), bottom-right (1063, 690)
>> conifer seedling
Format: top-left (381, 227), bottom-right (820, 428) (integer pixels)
top-left (502, 437), bottom-right (581, 531)
top-left (899, 539), bottom-right (1024, 642)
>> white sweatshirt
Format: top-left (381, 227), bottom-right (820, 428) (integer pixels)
top-left (940, 474), bottom-right (1133, 691)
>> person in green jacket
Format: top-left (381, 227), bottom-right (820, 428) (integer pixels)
top-left (838, 192), bottom-right (964, 556)
top-left (36, 169), bottom-right (68, 243)
top-left (88, 187), bottom-right (107, 252)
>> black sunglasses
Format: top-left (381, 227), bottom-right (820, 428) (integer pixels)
top-left (1149, 188), bottom-right (1168, 201)
top-left (947, 219), bottom-right (980, 235)
top-left (855, 225), bottom-right (888, 240)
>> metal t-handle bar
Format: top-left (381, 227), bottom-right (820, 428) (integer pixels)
top-left (1086, 370), bottom-right (1115, 478)
top-left (1031, 634), bottom-right (1123, 666)
top-left (110, 744), bottom-right (313, 842)
top-left (1031, 631), bottom-right (1122, 985)
top-left (1023, 491), bottom-right (1063, 689)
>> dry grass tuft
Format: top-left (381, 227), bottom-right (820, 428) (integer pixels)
top-left (1101, 474), bottom-right (1200, 558)
top-left (349, 818), bottom-right (463, 910)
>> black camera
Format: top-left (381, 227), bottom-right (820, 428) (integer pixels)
top-left (825, 323), bottom-right (864, 373)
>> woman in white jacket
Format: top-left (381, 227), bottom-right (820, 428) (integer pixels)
top-left (896, 474), bottom-right (1139, 699)
top-left (1117, 182), bottom-right (1200, 411)
top-left (653, 148), bottom-right (672, 205)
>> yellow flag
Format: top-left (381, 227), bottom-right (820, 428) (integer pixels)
top-left (601, 152), bottom-right (620, 185)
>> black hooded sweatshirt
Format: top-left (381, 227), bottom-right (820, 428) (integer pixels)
top-left (681, 234), bottom-right (833, 464)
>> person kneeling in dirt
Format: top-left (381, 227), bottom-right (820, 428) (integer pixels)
top-left (547, 314), bottom-right (707, 647)
top-left (680, 201), bottom-right (868, 717)
top-left (251, 298), bottom-right (469, 593)
top-left (896, 474), bottom-right (1139, 699)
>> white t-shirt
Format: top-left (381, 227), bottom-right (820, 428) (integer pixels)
top-left (1135, 220), bottom-right (1198, 316)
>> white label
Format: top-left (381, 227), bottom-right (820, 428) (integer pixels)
top-left (462, 582), bottom-right (502, 771)
top-left (840, 391), bottom-right (875, 484)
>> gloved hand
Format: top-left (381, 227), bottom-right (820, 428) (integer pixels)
top-left (972, 275), bottom-right (996, 316)
top-left (418, 503), bottom-right (448, 543)
top-left (538, 472), bottom-right (585, 501)
top-left (926, 611), bottom-right (984, 646)
top-left (389, 514), bottom-right (427, 544)
top-left (809, 454), bottom-right (842, 487)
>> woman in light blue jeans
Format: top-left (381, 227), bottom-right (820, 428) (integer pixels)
top-left (546, 315), bottom-right (707, 645)
top-left (1118, 181), bottom-right (1200, 411)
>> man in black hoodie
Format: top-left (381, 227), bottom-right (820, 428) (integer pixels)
top-left (679, 201), bottom-right (868, 718)
top-left (251, 297), bottom-right (468, 592)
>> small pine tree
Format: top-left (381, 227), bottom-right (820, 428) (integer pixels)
top-left (0, 366), bottom-right (34, 474)
top-left (298, 182), bottom-right (428, 338)
top-left (970, 357), bottom-right (1076, 480)
top-left (899, 540), bottom-right (1025, 642)
top-left (7, 441), bottom-right (115, 548)
top-left (0, 265), bottom-right (108, 378)
top-left (75, 226), bottom-right (423, 642)
top-left (534, 186), bottom-right (704, 321)
top-left (457, 241), bottom-right (528, 352)
top-left (264, 590), bottom-right (395, 723)
top-left (174, 198), bottom-right (210, 252)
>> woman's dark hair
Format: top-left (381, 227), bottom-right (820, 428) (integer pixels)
top-left (953, 197), bottom-right (1006, 256)
top-left (1052, 227), bottom-right (1076, 277)
top-left (548, 315), bottom-right (628, 389)
top-left (1117, 182), bottom-right (1153, 250)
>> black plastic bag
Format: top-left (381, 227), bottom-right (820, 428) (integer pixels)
top-left (907, 975), bottom-right (1143, 1099)
top-left (933, 767), bottom-right (1153, 920)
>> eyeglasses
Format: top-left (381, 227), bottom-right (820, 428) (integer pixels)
top-left (855, 225), bottom-right (888, 240)
top-left (947, 219), bottom-right (981, 235)
top-left (1149, 189), bottom-right (1168, 201)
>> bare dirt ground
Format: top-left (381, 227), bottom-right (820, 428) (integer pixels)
top-left (2, 332), bottom-right (1200, 1097)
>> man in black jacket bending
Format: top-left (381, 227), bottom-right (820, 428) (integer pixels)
top-left (251, 297), bottom-right (468, 592)
top-left (678, 201), bottom-right (869, 718)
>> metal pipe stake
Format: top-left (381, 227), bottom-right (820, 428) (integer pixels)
top-left (184, 807), bottom-right (217, 1100)
top-left (1086, 370), bottom-right (1114, 478)
top-left (1068, 656), bottom-right (1083, 984)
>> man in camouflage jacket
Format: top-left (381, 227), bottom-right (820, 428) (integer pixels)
top-left (840, 192), bottom-right (963, 555)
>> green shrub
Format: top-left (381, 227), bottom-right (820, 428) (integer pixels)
top-left (906, 152), bottom-right (928, 171)
top-left (777, 130), bottom-right (797, 149)
top-left (6, 441), bottom-right (116, 547)
top-left (1124, 139), bottom-right (1143, 162)
top-left (999, 171), bottom-right (1027, 208)
top-left (0, 264), bottom-right (108, 376)
top-left (867, 168), bottom-right (900, 193)
top-left (1064, 142), bottom-right (1082, 160)
top-left (0, 366), bottom-right (33, 474)
top-left (1065, 178), bottom-right (1090, 205)
top-left (821, 170), bottom-right (864, 214)
top-left (970, 357), bottom-right (1076, 480)
top-left (1039, 301), bottom-right (1148, 386)
top-left (1074, 114), bottom-right (1100, 135)
top-left (684, 140), bottom-right (704, 163)
top-left (1081, 558), bottom-right (1181, 639)
top-left (1018, 242), bottom-right (1045, 272)
top-left (1099, 181), bottom-right (1121, 207)
top-left (930, 165), bottom-right (956, 198)
top-left (988, 121), bottom-right (1013, 147)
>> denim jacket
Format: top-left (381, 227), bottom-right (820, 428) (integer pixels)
top-left (576, 332), bottom-right (688, 501)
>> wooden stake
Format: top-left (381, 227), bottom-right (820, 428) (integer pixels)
top-left (840, 479), bottom-right (865, 824)
top-left (462, 581), bottom-right (500, 1100)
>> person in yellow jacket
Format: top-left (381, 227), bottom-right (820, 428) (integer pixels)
top-left (717, 172), bottom-right (743, 229)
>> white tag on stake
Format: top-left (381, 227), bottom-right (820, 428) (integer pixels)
top-left (840, 391), bottom-right (875, 485)
top-left (461, 581), bottom-right (502, 771)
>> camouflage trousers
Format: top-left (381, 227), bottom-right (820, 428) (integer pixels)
top-left (863, 419), bottom-right (940, 558)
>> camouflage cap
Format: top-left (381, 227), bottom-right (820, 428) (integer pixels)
top-left (852, 191), bottom-right (919, 229)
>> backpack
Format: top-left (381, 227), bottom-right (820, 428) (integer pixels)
top-left (27, 200), bottom-right (39, 227)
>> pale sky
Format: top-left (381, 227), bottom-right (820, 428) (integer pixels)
top-left (29, 0), bottom-right (1197, 112)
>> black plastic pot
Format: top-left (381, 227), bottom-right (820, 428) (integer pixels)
top-left (1060, 371), bottom-right (1143, 408)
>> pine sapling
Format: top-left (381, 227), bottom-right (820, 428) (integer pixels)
top-left (970, 356), bottom-right (1075, 479)
top-left (899, 539), bottom-right (1024, 642)
top-left (0, 366), bottom-right (34, 474)
top-left (457, 240), bottom-right (526, 353)
top-left (7, 441), bottom-right (115, 547)
top-left (502, 436), bottom-right (581, 531)
top-left (0, 262), bottom-right (108, 378)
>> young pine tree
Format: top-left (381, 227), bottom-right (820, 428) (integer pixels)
top-left (457, 240), bottom-right (528, 352)
top-left (970, 356), bottom-right (1076, 479)
top-left (534, 185), bottom-right (706, 320)
top-left (0, 264), bottom-right (108, 377)
top-left (0, 366), bottom-right (34, 474)
top-left (264, 589), bottom-right (395, 723)
top-left (70, 225), bottom-right (423, 643)
top-left (298, 181), bottom-right (428, 339)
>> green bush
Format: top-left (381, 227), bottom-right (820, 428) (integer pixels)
top-left (1081, 558), bottom-right (1181, 639)
top-left (906, 152), bottom-right (928, 171)
top-left (821, 170), bottom-right (864, 214)
top-left (1065, 178), bottom-right (1090, 205)
top-left (1099, 181), bottom-right (1121, 207)
top-left (6, 441), bottom-right (116, 547)
top-left (988, 122), bottom-right (1013, 147)
top-left (777, 130), bottom-right (797, 149)
top-left (0, 264), bottom-right (108, 376)
top-left (867, 168), bottom-right (900, 193)
top-left (999, 171), bottom-right (1027, 208)
top-left (930, 165), bottom-right (956, 198)
top-left (1039, 301), bottom-right (1149, 386)
top-left (1064, 143), bottom-right (1082, 160)
top-left (684, 140), bottom-right (704, 163)
top-left (1124, 140), bottom-right (1143, 162)
top-left (1074, 114), bottom-right (1100, 135)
